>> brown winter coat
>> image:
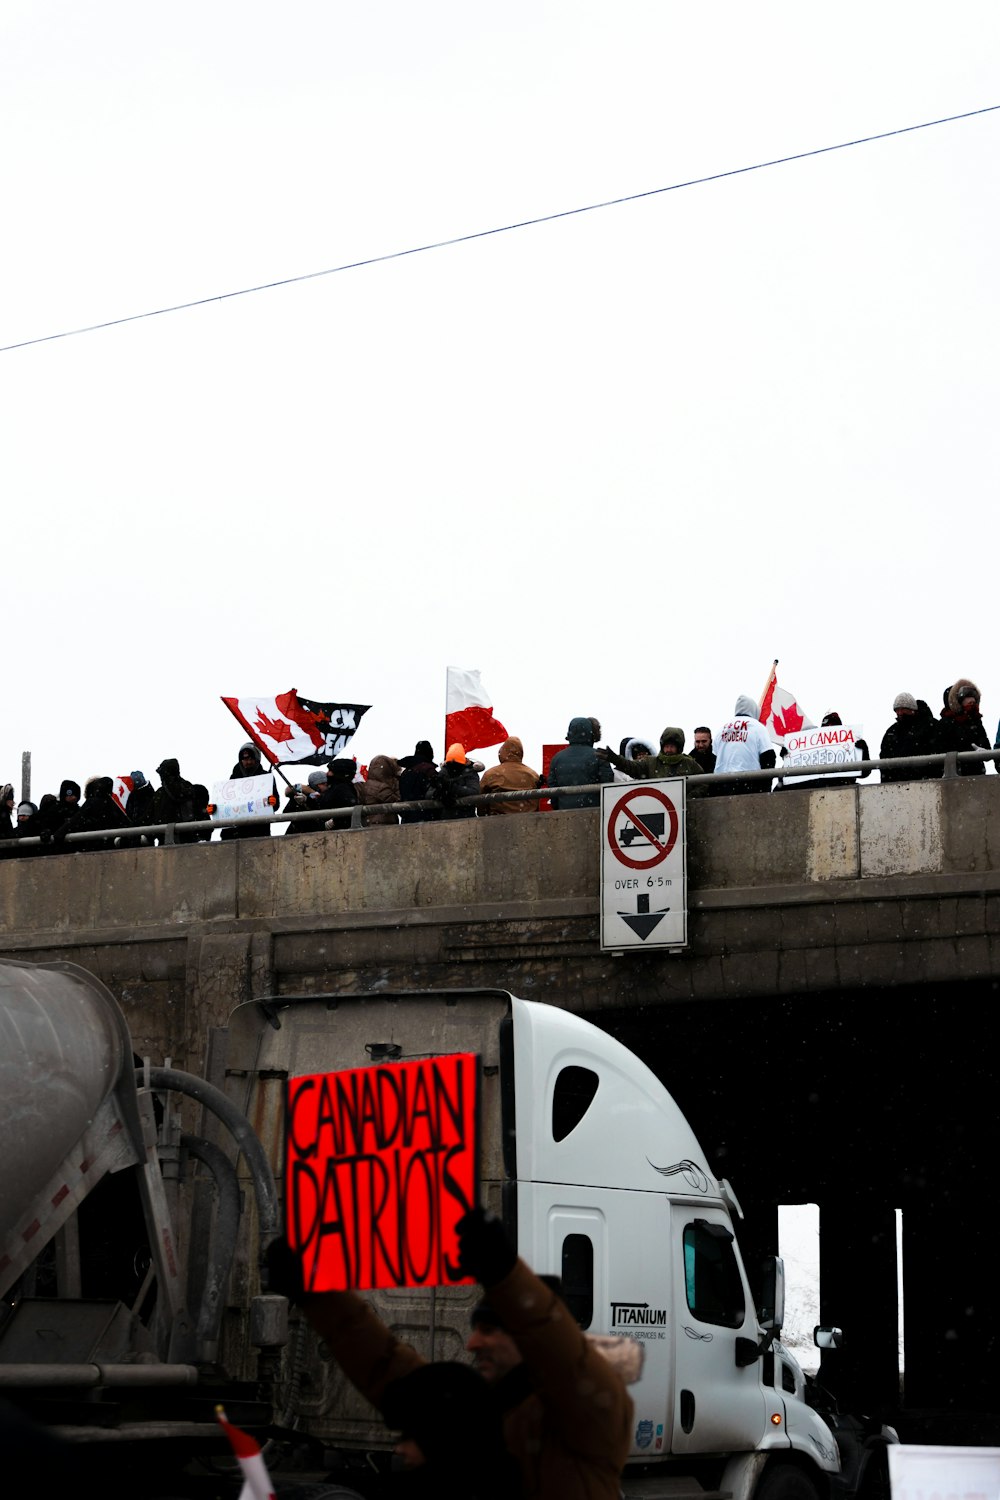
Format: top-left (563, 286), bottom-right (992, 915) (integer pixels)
top-left (479, 737), bottom-right (540, 815)
top-left (489, 1259), bottom-right (633, 1500)
top-left (358, 755), bottom-right (402, 825)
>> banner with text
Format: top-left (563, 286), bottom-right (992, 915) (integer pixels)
top-left (286, 1053), bottom-right (479, 1292)
top-left (782, 723), bottom-right (864, 773)
top-left (210, 774), bottom-right (275, 822)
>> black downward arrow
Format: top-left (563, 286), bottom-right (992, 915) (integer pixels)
top-left (617, 892), bottom-right (670, 940)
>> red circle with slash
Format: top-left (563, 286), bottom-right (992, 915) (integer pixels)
top-left (607, 786), bottom-right (679, 870)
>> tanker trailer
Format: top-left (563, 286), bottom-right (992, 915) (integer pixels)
top-left (0, 957), bottom-right (279, 1466)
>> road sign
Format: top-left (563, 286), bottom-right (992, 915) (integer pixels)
top-left (601, 778), bottom-right (687, 951)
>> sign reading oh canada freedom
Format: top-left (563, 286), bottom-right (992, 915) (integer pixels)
top-left (286, 1053), bottom-right (479, 1292)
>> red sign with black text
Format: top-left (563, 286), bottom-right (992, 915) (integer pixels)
top-left (286, 1053), bottom-right (479, 1292)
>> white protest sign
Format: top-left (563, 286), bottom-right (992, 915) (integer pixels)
top-left (888, 1442), bottom-right (1000, 1496)
top-left (211, 773), bottom-right (275, 823)
top-left (782, 723), bottom-right (864, 772)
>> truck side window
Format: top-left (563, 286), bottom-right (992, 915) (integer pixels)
top-left (560, 1233), bottom-right (594, 1329)
top-left (552, 1065), bottom-right (600, 1142)
top-left (683, 1223), bottom-right (745, 1328)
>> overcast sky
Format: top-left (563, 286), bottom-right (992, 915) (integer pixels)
top-left (3, 3), bottom-right (998, 801)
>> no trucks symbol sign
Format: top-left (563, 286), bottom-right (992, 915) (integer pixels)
top-left (601, 779), bottom-right (688, 951)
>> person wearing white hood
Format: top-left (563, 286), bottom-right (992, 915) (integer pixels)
top-left (713, 694), bottom-right (776, 794)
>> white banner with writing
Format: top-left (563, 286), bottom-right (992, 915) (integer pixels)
top-left (782, 723), bottom-right (864, 773)
top-left (211, 774), bottom-right (275, 823)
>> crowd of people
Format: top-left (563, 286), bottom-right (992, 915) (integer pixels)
top-left (1, 679), bottom-right (994, 855)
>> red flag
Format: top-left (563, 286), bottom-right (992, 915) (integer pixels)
top-left (444, 667), bottom-right (508, 753)
top-left (758, 662), bottom-right (815, 740)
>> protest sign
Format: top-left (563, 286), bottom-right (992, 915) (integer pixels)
top-left (781, 723), bottom-right (864, 772)
top-left (286, 1053), bottom-right (479, 1292)
top-left (210, 774), bottom-right (275, 822)
top-left (888, 1443), bottom-right (1000, 1495)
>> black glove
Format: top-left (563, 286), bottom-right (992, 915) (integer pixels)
top-left (264, 1237), bottom-right (307, 1302)
top-left (456, 1207), bottom-right (517, 1287)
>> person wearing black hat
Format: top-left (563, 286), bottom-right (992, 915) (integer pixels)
top-left (398, 741), bottom-right (441, 824)
top-left (457, 1208), bottom-right (634, 1500)
top-left (221, 742), bottom-right (279, 839)
top-left (264, 1240), bottom-right (520, 1500)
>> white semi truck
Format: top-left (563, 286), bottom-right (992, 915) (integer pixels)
top-left (0, 959), bottom-right (893, 1497)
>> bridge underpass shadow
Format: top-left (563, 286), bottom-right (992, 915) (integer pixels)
top-left (601, 980), bottom-right (1000, 1442)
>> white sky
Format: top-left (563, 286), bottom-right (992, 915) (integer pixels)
top-left (3, 3), bottom-right (998, 799)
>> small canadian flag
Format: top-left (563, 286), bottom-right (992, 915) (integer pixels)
top-left (758, 660), bottom-right (815, 740)
top-left (216, 1405), bottom-right (276, 1500)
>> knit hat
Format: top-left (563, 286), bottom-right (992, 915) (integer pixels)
top-left (892, 692), bottom-right (917, 711)
top-left (445, 743), bottom-right (467, 764)
top-left (307, 770), bottom-right (328, 790)
top-left (130, 771), bottom-right (147, 789)
top-left (16, 802), bottom-right (35, 818)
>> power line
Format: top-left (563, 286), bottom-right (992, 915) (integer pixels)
top-left (3, 102), bottom-right (997, 356)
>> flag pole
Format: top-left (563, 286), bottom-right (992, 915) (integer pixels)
top-left (757, 658), bottom-right (778, 717)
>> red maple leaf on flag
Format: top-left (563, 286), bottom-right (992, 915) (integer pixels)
top-left (254, 708), bottom-right (294, 744)
top-left (773, 702), bottom-right (805, 737)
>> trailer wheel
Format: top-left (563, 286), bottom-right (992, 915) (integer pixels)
top-left (755, 1465), bottom-right (821, 1500)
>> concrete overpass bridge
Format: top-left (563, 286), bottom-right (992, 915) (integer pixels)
top-left (2, 775), bottom-right (997, 1438)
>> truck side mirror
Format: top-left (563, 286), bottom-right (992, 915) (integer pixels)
top-left (757, 1255), bottom-right (785, 1334)
top-left (814, 1325), bottom-right (844, 1350)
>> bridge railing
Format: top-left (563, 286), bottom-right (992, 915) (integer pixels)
top-left (5, 747), bottom-right (999, 850)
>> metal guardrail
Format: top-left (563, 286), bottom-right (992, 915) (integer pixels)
top-left (3, 747), bottom-right (998, 851)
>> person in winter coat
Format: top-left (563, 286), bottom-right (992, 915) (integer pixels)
top-left (48, 776), bottom-right (130, 853)
top-left (150, 759), bottom-right (202, 844)
top-left (459, 1208), bottom-right (634, 1500)
top-left (610, 736), bottom-right (655, 784)
top-left (358, 754), bottom-right (401, 826)
top-left (264, 1240), bottom-right (521, 1500)
top-left (125, 770), bottom-right (156, 829)
top-left (398, 741), bottom-right (440, 824)
top-left (601, 727), bottom-right (707, 792)
top-left (545, 718), bottom-right (614, 809)
top-left (431, 744), bottom-right (482, 818)
top-left (283, 769), bottom-right (333, 835)
top-left (689, 727), bottom-right (717, 774)
top-left (221, 742), bottom-right (278, 839)
top-left (713, 696), bottom-right (776, 794)
top-left (1, 800), bottom-right (43, 857)
top-left (55, 779), bottom-right (82, 823)
top-left (0, 783), bottom-right (14, 841)
top-left (321, 758), bottom-right (360, 829)
top-left (479, 737), bottom-right (540, 815)
top-left (879, 693), bottom-right (940, 782)
top-left (937, 679), bottom-right (991, 775)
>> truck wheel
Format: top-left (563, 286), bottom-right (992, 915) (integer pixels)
top-left (755, 1466), bottom-right (821, 1500)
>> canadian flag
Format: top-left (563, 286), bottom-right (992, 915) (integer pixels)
top-left (215, 1405), bottom-right (276, 1500)
top-left (111, 774), bottom-right (134, 815)
top-left (445, 667), bottom-right (508, 753)
top-left (221, 692), bottom-right (370, 767)
top-left (759, 661), bottom-right (815, 740)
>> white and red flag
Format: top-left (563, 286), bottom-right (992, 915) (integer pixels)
top-left (445, 667), bottom-right (508, 753)
top-left (758, 660), bottom-right (815, 740)
top-left (111, 774), bottom-right (134, 815)
top-left (215, 1405), bottom-right (275, 1500)
top-left (221, 692), bottom-right (370, 766)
